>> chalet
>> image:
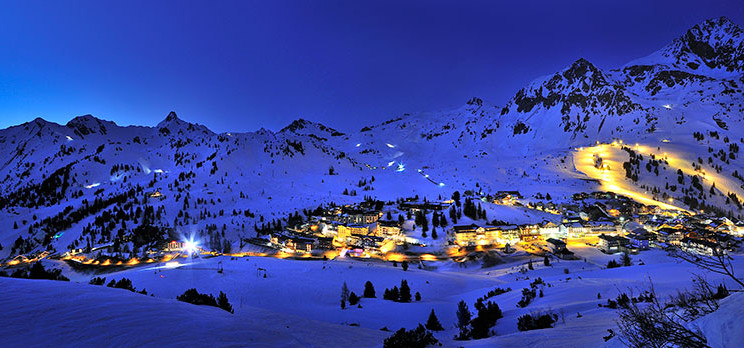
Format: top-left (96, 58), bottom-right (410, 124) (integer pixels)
top-left (495, 190), bottom-right (523, 199)
top-left (399, 201), bottom-right (450, 213)
top-left (708, 218), bottom-right (736, 234)
top-left (626, 228), bottom-right (651, 250)
top-left (591, 192), bottom-right (616, 200)
top-left (680, 237), bottom-right (725, 256)
top-left (288, 237), bottom-right (316, 253)
top-left (546, 238), bottom-right (567, 253)
top-left (561, 213), bottom-right (583, 224)
top-left (538, 221), bottom-right (562, 238)
top-left (597, 234), bottom-right (629, 254)
top-left (735, 221), bottom-right (744, 237)
top-left (376, 220), bottom-right (401, 236)
top-left (163, 240), bottom-right (183, 252)
top-left (493, 191), bottom-right (521, 205)
top-left (519, 224), bottom-right (542, 242)
top-left (149, 191), bottom-right (164, 199)
top-left (546, 238), bottom-right (575, 259)
top-left (644, 220), bottom-right (685, 232)
top-left (655, 227), bottom-right (684, 245)
top-left (271, 233), bottom-right (316, 253)
top-left (585, 220), bottom-right (618, 235)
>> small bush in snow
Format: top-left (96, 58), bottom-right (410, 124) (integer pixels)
top-left (177, 288), bottom-right (234, 313)
top-left (383, 324), bottom-right (439, 348)
top-left (517, 311), bottom-right (557, 331)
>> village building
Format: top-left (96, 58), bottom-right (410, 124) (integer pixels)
top-left (451, 224), bottom-right (503, 246)
top-left (339, 209), bottom-right (381, 225)
top-left (546, 238), bottom-right (567, 253)
top-left (735, 221), bottom-right (744, 236)
top-left (560, 222), bottom-right (588, 238)
top-left (338, 224), bottom-right (370, 239)
top-left (497, 225), bottom-right (520, 243)
top-left (585, 220), bottom-right (618, 235)
top-left (271, 233), bottom-right (317, 253)
top-left (538, 221), bottom-right (562, 239)
top-left (493, 191), bottom-right (521, 205)
top-left (519, 223), bottom-right (542, 242)
top-left (546, 238), bottom-right (575, 260)
top-left (680, 237), bottom-right (725, 256)
top-left (376, 220), bottom-right (401, 236)
top-left (626, 228), bottom-right (651, 250)
top-left (597, 234), bottom-right (630, 254)
top-left (399, 200), bottom-right (450, 214)
top-left (163, 240), bottom-right (183, 252)
top-left (654, 227), bottom-right (685, 245)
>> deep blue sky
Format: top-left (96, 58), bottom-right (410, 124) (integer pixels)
top-left (1, 1), bottom-right (742, 133)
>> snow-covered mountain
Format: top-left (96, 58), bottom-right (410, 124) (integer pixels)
top-left (1, 17), bottom-right (743, 259)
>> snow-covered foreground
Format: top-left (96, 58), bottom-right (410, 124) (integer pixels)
top-left (0, 276), bottom-right (386, 347)
top-left (3, 246), bottom-right (741, 347)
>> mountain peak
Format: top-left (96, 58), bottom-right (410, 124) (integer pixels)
top-left (157, 111), bottom-right (187, 128)
top-left (66, 114), bottom-right (115, 136)
top-left (631, 17), bottom-right (744, 74)
top-left (165, 111), bottom-right (179, 122)
top-left (562, 58), bottom-right (601, 82)
top-left (279, 118), bottom-right (345, 137)
top-left (689, 16), bottom-right (741, 36)
top-left (156, 111), bottom-right (214, 137)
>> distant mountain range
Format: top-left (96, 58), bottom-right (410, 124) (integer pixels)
top-left (0, 17), bottom-right (742, 258)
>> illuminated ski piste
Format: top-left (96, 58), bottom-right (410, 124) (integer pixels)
top-left (573, 142), bottom-right (694, 212)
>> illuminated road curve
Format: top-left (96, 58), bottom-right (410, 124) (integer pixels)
top-left (573, 142), bottom-right (689, 211)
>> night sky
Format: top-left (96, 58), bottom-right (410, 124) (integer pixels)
top-left (1, 0), bottom-right (742, 133)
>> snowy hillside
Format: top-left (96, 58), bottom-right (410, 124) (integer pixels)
top-left (0, 17), bottom-right (743, 266)
top-left (1, 15), bottom-right (744, 348)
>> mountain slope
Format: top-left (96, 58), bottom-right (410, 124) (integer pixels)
top-left (1, 17), bottom-right (743, 260)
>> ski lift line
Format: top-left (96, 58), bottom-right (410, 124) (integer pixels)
top-left (416, 168), bottom-right (445, 187)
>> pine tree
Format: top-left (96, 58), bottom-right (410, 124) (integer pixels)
top-left (543, 256), bottom-right (550, 266)
top-left (456, 300), bottom-right (471, 330)
top-left (425, 309), bottom-right (444, 331)
top-left (402, 261), bottom-right (409, 271)
top-left (348, 292), bottom-right (360, 305)
top-left (217, 291), bottom-right (234, 313)
top-left (399, 280), bottom-right (412, 302)
top-left (621, 252), bottom-right (632, 267)
top-left (363, 281), bottom-right (376, 298)
top-left (415, 291), bottom-right (421, 301)
top-left (341, 282), bottom-right (350, 303)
